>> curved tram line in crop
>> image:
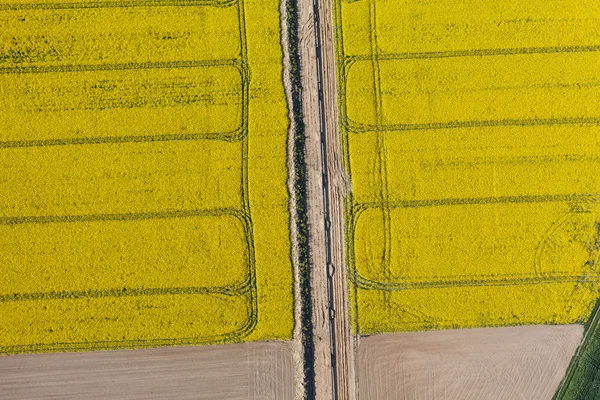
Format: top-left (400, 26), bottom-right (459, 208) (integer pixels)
top-left (0, 0), bottom-right (262, 354)
top-left (333, 0), bottom-right (600, 336)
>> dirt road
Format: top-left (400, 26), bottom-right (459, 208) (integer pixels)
top-left (298, 0), bottom-right (356, 396)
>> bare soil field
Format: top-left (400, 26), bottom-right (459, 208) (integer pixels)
top-left (0, 342), bottom-right (294, 400)
top-left (357, 325), bottom-right (583, 400)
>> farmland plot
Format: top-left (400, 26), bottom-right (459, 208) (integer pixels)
top-left (0, 0), bottom-right (292, 353)
top-left (334, 0), bottom-right (600, 333)
top-left (358, 325), bottom-right (583, 400)
top-left (0, 342), bottom-right (294, 399)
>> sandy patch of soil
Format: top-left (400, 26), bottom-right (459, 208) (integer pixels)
top-left (357, 325), bottom-right (583, 400)
top-left (0, 341), bottom-right (294, 400)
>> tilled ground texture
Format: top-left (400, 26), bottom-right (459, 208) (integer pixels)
top-left (0, 342), bottom-right (294, 400)
top-left (357, 325), bottom-right (583, 400)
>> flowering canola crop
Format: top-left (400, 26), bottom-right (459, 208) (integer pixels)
top-left (0, 0), bottom-right (292, 353)
top-left (335, 0), bottom-right (600, 333)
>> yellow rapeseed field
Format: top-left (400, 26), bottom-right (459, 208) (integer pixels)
top-left (336, 0), bottom-right (600, 333)
top-left (0, 0), bottom-right (292, 353)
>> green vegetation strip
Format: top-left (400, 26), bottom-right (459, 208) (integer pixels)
top-left (285, 0), bottom-right (316, 398)
top-left (555, 298), bottom-right (600, 400)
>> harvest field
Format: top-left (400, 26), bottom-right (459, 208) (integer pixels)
top-left (0, 0), bottom-right (293, 353)
top-left (334, 0), bottom-right (600, 333)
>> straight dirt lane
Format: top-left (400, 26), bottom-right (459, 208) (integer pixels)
top-left (299, 0), bottom-right (356, 396)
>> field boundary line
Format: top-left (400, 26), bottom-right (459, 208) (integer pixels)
top-left (0, 207), bottom-right (259, 354)
top-left (348, 195), bottom-right (600, 290)
top-left (345, 44), bottom-right (600, 62)
top-left (354, 193), bottom-right (600, 211)
top-left (0, 300), bottom-right (258, 354)
top-left (0, 207), bottom-right (249, 225)
top-left (353, 274), bottom-right (600, 292)
top-left (0, 285), bottom-right (251, 303)
top-left (0, 0), bottom-right (260, 354)
top-left (0, 59), bottom-right (250, 147)
top-left (0, 59), bottom-right (247, 75)
top-left (345, 116), bottom-right (600, 135)
top-left (340, 44), bottom-right (600, 133)
top-left (0, 208), bottom-right (255, 299)
top-left (0, 206), bottom-right (259, 351)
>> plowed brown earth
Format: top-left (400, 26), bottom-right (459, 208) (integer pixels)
top-left (0, 342), bottom-right (294, 400)
top-left (357, 325), bottom-right (583, 400)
